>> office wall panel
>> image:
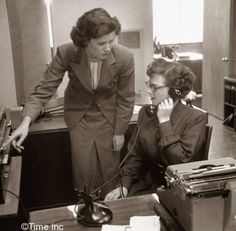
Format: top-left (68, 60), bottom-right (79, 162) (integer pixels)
top-left (0, 0), bottom-right (16, 106)
top-left (6, 0), bottom-right (51, 105)
top-left (202, 0), bottom-right (232, 119)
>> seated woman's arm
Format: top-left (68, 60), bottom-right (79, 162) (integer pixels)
top-left (157, 110), bottom-right (207, 165)
top-left (105, 108), bottom-right (147, 200)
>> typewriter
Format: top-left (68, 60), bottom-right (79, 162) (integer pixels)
top-left (0, 105), bottom-right (11, 204)
top-left (157, 158), bottom-right (236, 231)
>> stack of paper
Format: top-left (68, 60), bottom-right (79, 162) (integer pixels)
top-left (101, 215), bottom-right (160, 231)
top-left (130, 216), bottom-right (160, 231)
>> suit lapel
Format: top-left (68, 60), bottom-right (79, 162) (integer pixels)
top-left (69, 48), bottom-right (116, 92)
top-left (97, 51), bottom-right (116, 90)
top-left (69, 48), bottom-right (93, 93)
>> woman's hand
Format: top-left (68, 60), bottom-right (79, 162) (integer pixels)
top-left (157, 98), bottom-right (174, 123)
top-left (112, 134), bottom-right (125, 151)
top-left (104, 186), bottom-right (128, 201)
top-left (3, 116), bottom-right (31, 153)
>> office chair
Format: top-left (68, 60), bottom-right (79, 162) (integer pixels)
top-left (202, 124), bottom-right (213, 160)
top-left (186, 101), bottom-right (213, 160)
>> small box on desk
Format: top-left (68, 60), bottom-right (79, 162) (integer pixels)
top-left (157, 158), bottom-right (236, 231)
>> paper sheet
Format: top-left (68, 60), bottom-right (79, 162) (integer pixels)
top-left (101, 225), bottom-right (129, 231)
top-left (130, 215), bottom-right (160, 231)
top-left (101, 215), bottom-right (160, 231)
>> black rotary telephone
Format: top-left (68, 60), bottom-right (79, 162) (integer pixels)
top-left (76, 189), bottom-right (113, 227)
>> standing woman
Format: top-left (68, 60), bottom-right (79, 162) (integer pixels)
top-left (5, 8), bottom-right (135, 196)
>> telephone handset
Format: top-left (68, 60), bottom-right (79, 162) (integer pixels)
top-left (145, 88), bottom-right (177, 118)
top-left (145, 104), bottom-right (158, 118)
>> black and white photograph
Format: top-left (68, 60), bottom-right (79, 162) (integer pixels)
top-left (1, 0), bottom-right (236, 230)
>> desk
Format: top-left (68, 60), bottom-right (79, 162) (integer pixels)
top-left (19, 120), bottom-right (75, 211)
top-left (30, 194), bottom-right (160, 231)
top-left (18, 112), bottom-right (138, 211)
top-left (10, 104), bottom-right (141, 211)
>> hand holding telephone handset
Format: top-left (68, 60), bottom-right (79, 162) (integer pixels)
top-left (157, 97), bottom-right (175, 123)
top-left (145, 87), bottom-right (177, 120)
top-left (145, 99), bottom-right (175, 124)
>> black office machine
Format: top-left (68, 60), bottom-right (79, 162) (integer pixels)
top-left (0, 105), bottom-right (11, 204)
top-left (157, 157), bottom-right (236, 231)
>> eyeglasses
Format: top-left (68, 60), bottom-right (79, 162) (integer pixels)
top-left (145, 81), bottom-right (167, 92)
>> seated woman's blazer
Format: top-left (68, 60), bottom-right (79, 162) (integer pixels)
top-left (121, 100), bottom-right (208, 195)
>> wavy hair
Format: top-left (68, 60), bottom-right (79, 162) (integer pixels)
top-left (70, 8), bottom-right (121, 47)
top-left (146, 58), bottom-right (196, 98)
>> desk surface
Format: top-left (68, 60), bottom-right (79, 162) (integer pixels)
top-left (29, 110), bottom-right (141, 134)
top-left (30, 194), bottom-right (159, 231)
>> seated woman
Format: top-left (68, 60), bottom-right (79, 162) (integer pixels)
top-left (105, 58), bottom-right (208, 200)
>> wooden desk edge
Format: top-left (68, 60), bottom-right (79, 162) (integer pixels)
top-left (29, 113), bottom-right (139, 134)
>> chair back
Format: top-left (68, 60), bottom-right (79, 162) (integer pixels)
top-left (202, 124), bottom-right (213, 160)
top-left (186, 102), bottom-right (213, 160)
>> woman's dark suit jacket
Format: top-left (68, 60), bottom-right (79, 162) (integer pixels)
top-left (121, 101), bottom-right (208, 194)
top-left (22, 43), bottom-right (135, 135)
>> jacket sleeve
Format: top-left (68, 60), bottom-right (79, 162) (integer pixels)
top-left (22, 47), bottom-right (67, 122)
top-left (114, 54), bottom-right (135, 135)
top-left (157, 112), bottom-right (207, 165)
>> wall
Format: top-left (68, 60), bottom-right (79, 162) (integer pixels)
top-left (0, 0), bottom-right (16, 107)
top-left (6, 0), bottom-right (51, 105)
top-left (2, 0), bottom-right (153, 106)
top-left (51, 0), bottom-right (154, 100)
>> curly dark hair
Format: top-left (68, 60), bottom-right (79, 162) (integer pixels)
top-left (146, 58), bottom-right (196, 98)
top-left (70, 8), bottom-right (121, 47)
